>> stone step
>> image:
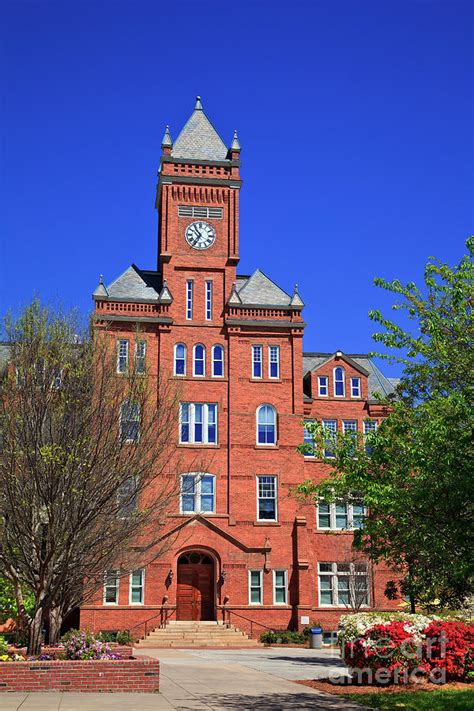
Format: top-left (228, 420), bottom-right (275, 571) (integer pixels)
top-left (138, 640), bottom-right (261, 648)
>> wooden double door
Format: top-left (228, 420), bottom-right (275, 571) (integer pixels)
top-left (176, 552), bottom-right (215, 621)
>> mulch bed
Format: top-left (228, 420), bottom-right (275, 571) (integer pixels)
top-left (297, 679), bottom-right (472, 695)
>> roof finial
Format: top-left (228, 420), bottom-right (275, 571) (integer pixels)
top-left (230, 129), bottom-right (241, 152)
top-left (294, 283), bottom-right (299, 293)
top-left (195, 95), bottom-right (203, 110)
top-left (99, 274), bottom-right (103, 284)
top-left (161, 124), bottom-right (173, 148)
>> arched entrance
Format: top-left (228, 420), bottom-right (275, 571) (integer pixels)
top-left (176, 551), bottom-right (215, 621)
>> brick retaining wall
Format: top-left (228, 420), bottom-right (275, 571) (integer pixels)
top-left (0, 656), bottom-right (159, 693)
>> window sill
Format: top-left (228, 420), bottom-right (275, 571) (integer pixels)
top-left (250, 378), bottom-right (282, 384)
top-left (254, 444), bottom-right (279, 450)
top-left (173, 376), bottom-right (228, 382)
top-left (177, 444), bottom-right (220, 449)
top-left (254, 521), bottom-right (280, 526)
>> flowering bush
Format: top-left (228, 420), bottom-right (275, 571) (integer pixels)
top-left (339, 613), bottom-right (474, 684)
top-left (338, 612), bottom-right (435, 644)
top-left (423, 620), bottom-right (474, 680)
top-left (344, 620), bottom-right (429, 682)
top-left (61, 630), bottom-right (122, 660)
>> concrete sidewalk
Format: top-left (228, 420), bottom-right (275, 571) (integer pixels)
top-left (1, 647), bottom-right (367, 710)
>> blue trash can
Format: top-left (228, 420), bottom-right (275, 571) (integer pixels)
top-left (310, 626), bottom-right (323, 649)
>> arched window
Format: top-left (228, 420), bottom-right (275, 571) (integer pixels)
top-left (334, 366), bottom-right (345, 397)
top-left (174, 343), bottom-right (186, 376)
top-left (193, 344), bottom-right (206, 376)
top-left (212, 345), bottom-right (224, 377)
top-left (256, 404), bottom-right (277, 445)
top-left (120, 401), bottom-right (140, 443)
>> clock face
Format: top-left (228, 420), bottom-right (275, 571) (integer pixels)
top-left (185, 221), bottom-right (216, 250)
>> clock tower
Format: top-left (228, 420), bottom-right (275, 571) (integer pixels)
top-left (155, 97), bottom-right (242, 324)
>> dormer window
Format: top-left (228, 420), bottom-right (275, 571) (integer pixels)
top-left (334, 367), bottom-right (345, 397)
top-left (318, 376), bottom-right (328, 396)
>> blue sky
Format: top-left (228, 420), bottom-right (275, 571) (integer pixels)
top-left (1, 1), bottom-right (472, 375)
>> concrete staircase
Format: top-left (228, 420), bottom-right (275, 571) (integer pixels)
top-left (137, 620), bottom-right (262, 648)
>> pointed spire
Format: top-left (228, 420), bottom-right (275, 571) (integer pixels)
top-left (230, 129), bottom-right (241, 152)
top-left (194, 95), bottom-right (203, 111)
top-left (228, 282), bottom-right (242, 306)
top-left (159, 279), bottom-right (173, 304)
top-left (93, 274), bottom-right (108, 298)
top-left (290, 283), bottom-right (304, 307)
top-left (161, 125), bottom-right (173, 148)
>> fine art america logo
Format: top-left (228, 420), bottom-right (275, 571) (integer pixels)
top-left (330, 631), bottom-right (451, 686)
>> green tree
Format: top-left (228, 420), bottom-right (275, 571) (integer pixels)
top-left (298, 238), bottom-right (474, 611)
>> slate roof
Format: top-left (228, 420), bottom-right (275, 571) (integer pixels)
top-left (97, 265), bottom-right (161, 301)
top-left (303, 351), bottom-right (398, 401)
top-left (171, 98), bottom-right (229, 162)
top-left (235, 269), bottom-right (293, 307)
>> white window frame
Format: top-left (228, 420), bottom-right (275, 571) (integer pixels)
top-left (205, 280), bottom-right (213, 321)
top-left (193, 344), bottom-right (206, 377)
top-left (135, 340), bottom-right (146, 375)
top-left (117, 339), bottom-right (129, 374)
top-left (303, 420), bottom-right (315, 458)
top-left (120, 401), bottom-right (140, 444)
top-left (318, 562), bottom-right (369, 607)
top-left (186, 280), bottom-right (194, 320)
top-left (333, 367), bottom-right (345, 397)
top-left (317, 499), bottom-right (366, 530)
top-left (363, 420), bottom-right (378, 435)
top-left (174, 343), bottom-right (187, 376)
top-left (252, 345), bottom-right (263, 379)
top-left (256, 404), bottom-right (277, 446)
top-left (273, 570), bottom-right (288, 605)
top-left (350, 377), bottom-right (361, 398)
top-left (103, 571), bottom-right (119, 605)
top-left (180, 473), bottom-right (216, 514)
top-left (129, 569), bottom-right (145, 605)
top-left (256, 475), bottom-right (278, 522)
top-left (363, 419), bottom-right (378, 454)
top-left (248, 569), bottom-right (263, 605)
top-left (179, 402), bottom-right (218, 445)
top-left (268, 345), bottom-right (280, 379)
top-left (322, 419), bottom-right (337, 458)
top-left (212, 344), bottom-right (224, 377)
top-left (318, 376), bottom-right (328, 397)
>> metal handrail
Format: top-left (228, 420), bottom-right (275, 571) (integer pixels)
top-left (221, 608), bottom-right (275, 639)
top-left (128, 606), bottom-right (177, 639)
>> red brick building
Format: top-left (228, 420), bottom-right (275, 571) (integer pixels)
top-left (82, 98), bottom-right (399, 639)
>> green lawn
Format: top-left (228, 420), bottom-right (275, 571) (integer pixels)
top-left (343, 689), bottom-right (474, 710)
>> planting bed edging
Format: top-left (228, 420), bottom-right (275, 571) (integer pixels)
top-left (0, 656), bottom-right (159, 693)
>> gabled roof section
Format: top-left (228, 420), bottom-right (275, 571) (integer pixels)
top-left (160, 514), bottom-right (271, 553)
top-left (303, 351), bottom-right (398, 401)
top-left (99, 265), bottom-right (161, 302)
top-left (235, 269), bottom-right (292, 307)
top-left (171, 97), bottom-right (228, 162)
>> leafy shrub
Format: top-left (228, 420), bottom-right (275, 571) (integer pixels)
top-left (96, 629), bottom-right (133, 644)
top-left (116, 630), bottom-right (133, 645)
top-left (0, 636), bottom-right (8, 655)
top-left (423, 620), bottom-right (474, 680)
top-left (61, 629), bottom-right (121, 660)
top-left (261, 630), bottom-right (306, 644)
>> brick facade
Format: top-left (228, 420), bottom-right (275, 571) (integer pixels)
top-left (83, 99), bottom-right (400, 640)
